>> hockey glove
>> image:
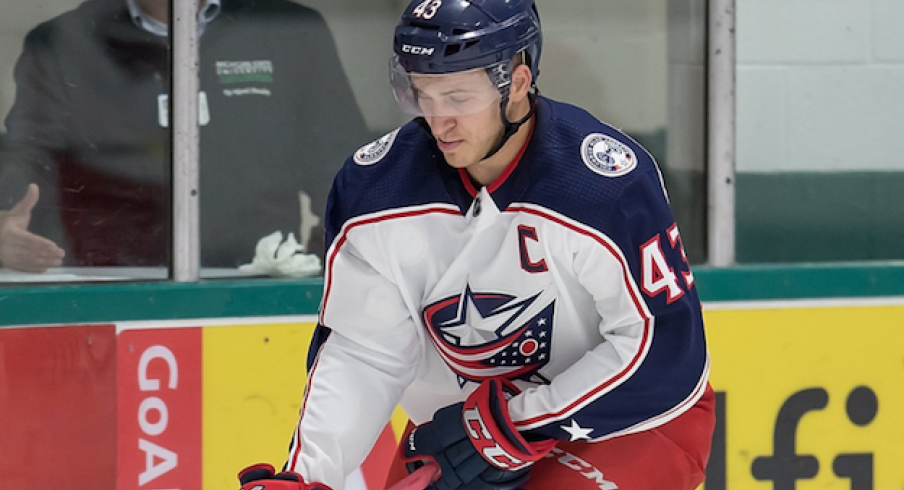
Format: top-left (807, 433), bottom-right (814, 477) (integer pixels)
top-left (238, 463), bottom-right (332, 490)
top-left (403, 378), bottom-right (557, 490)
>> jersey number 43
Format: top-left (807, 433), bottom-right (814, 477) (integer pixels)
top-left (640, 223), bottom-right (694, 304)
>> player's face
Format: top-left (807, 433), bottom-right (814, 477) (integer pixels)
top-left (410, 71), bottom-right (504, 169)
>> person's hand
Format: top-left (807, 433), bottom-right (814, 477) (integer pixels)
top-left (403, 378), bottom-right (557, 490)
top-left (0, 183), bottom-right (65, 272)
top-left (238, 463), bottom-right (332, 490)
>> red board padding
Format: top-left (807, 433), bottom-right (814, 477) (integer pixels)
top-left (362, 423), bottom-right (400, 490)
top-left (0, 325), bottom-right (117, 489)
top-left (116, 327), bottom-right (202, 490)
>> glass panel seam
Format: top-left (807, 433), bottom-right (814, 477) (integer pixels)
top-left (171, 0), bottom-right (201, 281)
top-left (707, 0), bottom-right (737, 266)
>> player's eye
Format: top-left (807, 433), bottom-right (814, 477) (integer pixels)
top-left (449, 95), bottom-right (473, 104)
top-left (415, 93), bottom-right (435, 106)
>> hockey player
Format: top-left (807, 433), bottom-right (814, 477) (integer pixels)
top-left (239, 1), bottom-right (715, 489)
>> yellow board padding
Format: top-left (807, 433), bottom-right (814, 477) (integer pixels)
top-left (700, 304), bottom-right (904, 490)
top-left (202, 323), bottom-right (317, 490)
top-left (390, 405), bottom-right (411, 442)
top-left (199, 303), bottom-right (904, 490)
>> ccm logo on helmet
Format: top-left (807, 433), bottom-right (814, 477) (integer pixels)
top-left (401, 44), bottom-right (435, 56)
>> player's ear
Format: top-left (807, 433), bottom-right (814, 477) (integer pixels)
top-left (508, 63), bottom-right (533, 103)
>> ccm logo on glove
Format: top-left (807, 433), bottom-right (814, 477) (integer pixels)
top-left (403, 378), bottom-right (556, 490)
top-left (461, 379), bottom-right (556, 471)
top-left (463, 406), bottom-right (527, 469)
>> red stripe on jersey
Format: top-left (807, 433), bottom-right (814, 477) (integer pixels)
top-left (503, 205), bottom-right (654, 429)
top-left (288, 347), bottom-right (324, 472)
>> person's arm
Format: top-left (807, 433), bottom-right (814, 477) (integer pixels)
top-left (288, 327), bottom-right (418, 487)
top-left (0, 183), bottom-right (65, 271)
top-left (282, 179), bottom-right (422, 489)
top-left (508, 163), bottom-right (709, 443)
top-left (0, 26), bottom-right (69, 271)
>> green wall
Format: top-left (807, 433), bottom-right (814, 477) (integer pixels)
top-left (1, 263), bottom-right (902, 327)
top-left (737, 172), bottom-right (904, 263)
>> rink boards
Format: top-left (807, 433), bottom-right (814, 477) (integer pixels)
top-left (1, 300), bottom-right (902, 490)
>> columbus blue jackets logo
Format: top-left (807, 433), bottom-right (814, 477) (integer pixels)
top-left (353, 128), bottom-right (400, 165)
top-left (580, 133), bottom-right (637, 177)
top-left (423, 285), bottom-right (555, 387)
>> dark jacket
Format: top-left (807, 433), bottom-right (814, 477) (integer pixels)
top-left (0, 0), bottom-right (368, 267)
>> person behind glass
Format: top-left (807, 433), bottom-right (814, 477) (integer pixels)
top-left (236, 1), bottom-right (715, 490)
top-left (0, 0), bottom-right (368, 272)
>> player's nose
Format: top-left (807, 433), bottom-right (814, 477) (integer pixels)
top-left (427, 114), bottom-right (456, 135)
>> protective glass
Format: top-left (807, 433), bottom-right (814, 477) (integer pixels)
top-left (390, 56), bottom-right (504, 117)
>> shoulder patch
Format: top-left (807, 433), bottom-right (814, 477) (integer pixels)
top-left (353, 128), bottom-right (400, 165)
top-left (580, 133), bottom-right (637, 177)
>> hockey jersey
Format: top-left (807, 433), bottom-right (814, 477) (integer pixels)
top-left (287, 96), bottom-right (710, 489)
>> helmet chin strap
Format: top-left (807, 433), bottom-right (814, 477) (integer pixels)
top-left (481, 91), bottom-right (538, 161)
top-left (414, 92), bottom-right (539, 162)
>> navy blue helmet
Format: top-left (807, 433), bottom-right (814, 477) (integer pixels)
top-left (393, 0), bottom-right (542, 81)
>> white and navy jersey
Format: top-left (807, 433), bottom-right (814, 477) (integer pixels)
top-left (286, 96), bottom-right (710, 489)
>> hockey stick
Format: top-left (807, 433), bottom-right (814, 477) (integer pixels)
top-left (384, 464), bottom-right (439, 490)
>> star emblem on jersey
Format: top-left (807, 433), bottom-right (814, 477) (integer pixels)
top-left (561, 419), bottom-right (594, 441)
top-left (580, 133), bottom-right (637, 177)
top-left (422, 285), bottom-right (555, 387)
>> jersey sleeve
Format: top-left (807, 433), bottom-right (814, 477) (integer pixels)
top-left (284, 180), bottom-right (422, 489)
top-left (0, 25), bottom-right (67, 210)
top-left (508, 164), bottom-right (709, 443)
